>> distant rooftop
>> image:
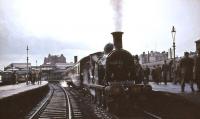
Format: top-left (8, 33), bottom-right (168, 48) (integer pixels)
top-left (4, 63), bottom-right (31, 71)
top-left (7, 63), bottom-right (31, 68)
top-left (43, 54), bottom-right (66, 65)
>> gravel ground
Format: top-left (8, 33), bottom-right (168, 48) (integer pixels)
top-left (178, 92), bottom-right (200, 105)
top-left (139, 91), bottom-right (200, 119)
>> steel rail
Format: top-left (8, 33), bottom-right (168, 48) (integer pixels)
top-left (28, 84), bottom-right (74, 119)
top-left (144, 110), bottom-right (162, 119)
top-left (28, 85), bottom-right (54, 119)
top-left (60, 86), bottom-right (73, 119)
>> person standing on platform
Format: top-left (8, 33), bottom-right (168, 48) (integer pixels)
top-left (156, 65), bottom-right (162, 84)
top-left (180, 52), bottom-right (195, 92)
top-left (15, 72), bottom-right (18, 84)
top-left (143, 66), bottom-right (150, 84)
top-left (194, 40), bottom-right (200, 92)
top-left (134, 55), bottom-right (143, 84)
top-left (151, 66), bottom-right (156, 83)
top-left (162, 60), bottom-right (168, 85)
top-left (168, 60), bottom-right (173, 82)
top-left (27, 68), bottom-right (32, 85)
top-left (174, 61), bottom-right (181, 84)
top-left (31, 70), bottom-right (36, 84)
top-left (11, 71), bottom-right (17, 84)
top-left (38, 70), bottom-right (42, 85)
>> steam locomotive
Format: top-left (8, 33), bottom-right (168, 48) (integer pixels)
top-left (67, 32), bottom-right (152, 112)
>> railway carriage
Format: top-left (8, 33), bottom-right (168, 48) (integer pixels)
top-left (1, 70), bottom-right (26, 84)
top-left (1, 71), bottom-right (14, 84)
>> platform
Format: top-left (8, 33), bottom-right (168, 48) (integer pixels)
top-left (150, 82), bottom-right (200, 105)
top-left (150, 82), bottom-right (198, 93)
top-left (0, 81), bottom-right (49, 119)
top-left (0, 81), bottom-right (48, 100)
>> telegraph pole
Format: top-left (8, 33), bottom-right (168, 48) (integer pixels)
top-left (26, 45), bottom-right (29, 85)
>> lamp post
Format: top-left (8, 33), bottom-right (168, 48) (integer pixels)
top-left (171, 26), bottom-right (176, 60)
top-left (171, 26), bottom-right (176, 83)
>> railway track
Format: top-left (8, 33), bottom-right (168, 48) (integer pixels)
top-left (26, 83), bottom-right (97, 119)
top-left (26, 83), bottom-right (162, 119)
top-left (27, 84), bottom-right (71, 119)
top-left (64, 87), bottom-right (119, 119)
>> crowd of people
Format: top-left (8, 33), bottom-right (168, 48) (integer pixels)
top-left (134, 49), bottom-right (200, 92)
top-left (26, 69), bottom-right (42, 85)
top-left (10, 69), bottom-right (42, 85)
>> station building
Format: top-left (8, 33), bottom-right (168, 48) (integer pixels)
top-left (4, 63), bottom-right (31, 71)
top-left (41, 54), bottom-right (73, 80)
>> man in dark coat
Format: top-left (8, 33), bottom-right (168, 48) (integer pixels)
top-left (143, 65), bottom-right (150, 84)
top-left (156, 65), bottom-right (162, 84)
top-left (151, 66), bottom-right (156, 83)
top-left (194, 40), bottom-right (200, 92)
top-left (162, 60), bottom-right (168, 85)
top-left (11, 71), bottom-right (17, 84)
top-left (134, 55), bottom-right (143, 84)
top-left (180, 52), bottom-right (194, 92)
top-left (38, 70), bottom-right (42, 85)
top-left (195, 55), bottom-right (200, 92)
top-left (168, 60), bottom-right (173, 81)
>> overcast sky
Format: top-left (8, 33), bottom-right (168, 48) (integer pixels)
top-left (0, 0), bottom-right (200, 70)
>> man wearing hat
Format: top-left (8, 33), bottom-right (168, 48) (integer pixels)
top-left (180, 52), bottom-right (194, 92)
top-left (134, 55), bottom-right (143, 84)
top-left (194, 40), bottom-right (200, 92)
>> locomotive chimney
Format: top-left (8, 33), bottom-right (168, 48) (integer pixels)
top-left (74, 56), bottom-right (78, 63)
top-left (111, 31), bottom-right (123, 50)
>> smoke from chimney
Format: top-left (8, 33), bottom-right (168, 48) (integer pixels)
top-left (110, 0), bottom-right (123, 31)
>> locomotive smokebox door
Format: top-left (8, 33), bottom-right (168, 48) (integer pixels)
top-left (111, 32), bottom-right (123, 50)
top-left (195, 39), bottom-right (200, 51)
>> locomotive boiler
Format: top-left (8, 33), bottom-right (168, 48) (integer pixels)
top-left (67, 32), bottom-right (152, 113)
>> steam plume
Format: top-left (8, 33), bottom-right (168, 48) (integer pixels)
top-left (110, 0), bottom-right (123, 31)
